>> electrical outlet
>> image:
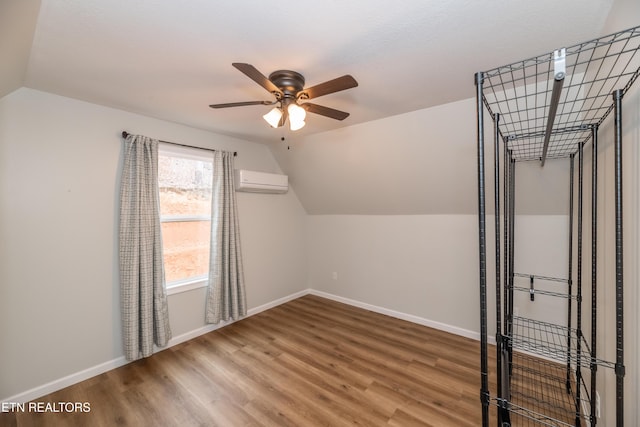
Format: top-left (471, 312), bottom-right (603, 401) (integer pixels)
top-left (596, 391), bottom-right (601, 418)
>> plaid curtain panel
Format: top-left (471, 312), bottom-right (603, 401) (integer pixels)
top-left (205, 150), bottom-right (247, 324)
top-left (119, 134), bottom-right (171, 361)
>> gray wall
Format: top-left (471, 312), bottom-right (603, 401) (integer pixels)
top-left (292, 97), bottom-right (571, 344)
top-left (0, 88), bottom-right (308, 400)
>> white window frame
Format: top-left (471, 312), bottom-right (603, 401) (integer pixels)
top-left (158, 143), bottom-right (213, 295)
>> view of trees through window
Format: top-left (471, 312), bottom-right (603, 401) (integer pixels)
top-left (158, 152), bottom-right (213, 284)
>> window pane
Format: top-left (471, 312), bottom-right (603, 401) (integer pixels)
top-left (161, 221), bottom-right (211, 283)
top-left (158, 151), bottom-right (213, 285)
top-left (159, 155), bottom-right (212, 217)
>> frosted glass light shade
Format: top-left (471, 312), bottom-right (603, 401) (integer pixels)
top-left (288, 103), bottom-right (306, 131)
top-left (263, 107), bottom-right (283, 128)
top-left (289, 118), bottom-right (306, 131)
top-left (287, 103), bottom-right (306, 122)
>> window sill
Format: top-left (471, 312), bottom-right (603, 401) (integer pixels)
top-left (166, 278), bottom-right (208, 296)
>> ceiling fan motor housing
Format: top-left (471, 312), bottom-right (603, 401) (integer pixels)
top-left (269, 70), bottom-right (306, 98)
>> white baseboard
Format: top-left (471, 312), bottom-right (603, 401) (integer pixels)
top-left (308, 289), bottom-right (487, 342)
top-left (1, 289), bottom-right (309, 405)
top-left (2, 287), bottom-right (485, 404)
top-left (247, 289), bottom-right (310, 317)
top-left (165, 288), bottom-right (310, 348)
top-left (1, 356), bottom-right (129, 406)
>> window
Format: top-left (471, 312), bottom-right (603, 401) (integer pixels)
top-left (158, 143), bottom-right (213, 293)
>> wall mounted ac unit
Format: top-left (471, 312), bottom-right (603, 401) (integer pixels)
top-left (234, 169), bottom-right (288, 194)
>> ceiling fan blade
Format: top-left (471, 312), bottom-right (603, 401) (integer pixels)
top-left (209, 100), bottom-right (275, 109)
top-left (300, 75), bottom-right (358, 100)
top-left (301, 103), bottom-right (350, 120)
top-left (232, 63), bottom-right (283, 96)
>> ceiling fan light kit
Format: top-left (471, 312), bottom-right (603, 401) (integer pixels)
top-left (210, 63), bottom-right (358, 132)
top-left (288, 117), bottom-right (306, 131)
top-left (262, 95), bottom-right (307, 130)
top-left (286, 103), bottom-right (306, 130)
top-left (263, 107), bottom-right (283, 128)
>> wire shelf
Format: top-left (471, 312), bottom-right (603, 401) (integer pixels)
top-left (510, 352), bottom-right (588, 426)
top-left (492, 353), bottom-right (591, 426)
top-left (481, 26), bottom-right (640, 162)
top-left (506, 316), bottom-right (615, 370)
top-left (492, 400), bottom-right (575, 427)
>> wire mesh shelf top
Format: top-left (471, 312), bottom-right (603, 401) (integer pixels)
top-left (490, 351), bottom-right (594, 427)
top-left (506, 316), bottom-right (615, 370)
top-left (492, 398), bottom-right (575, 427)
top-left (508, 352), bottom-right (588, 426)
top-left (480, 26), bottom-right (640, 162)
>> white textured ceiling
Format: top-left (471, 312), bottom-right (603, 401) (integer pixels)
top-left (16, 0), bottom-right (615, 144)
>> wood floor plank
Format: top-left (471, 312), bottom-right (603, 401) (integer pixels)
top-left (8, 295), bottom-right (500, 426)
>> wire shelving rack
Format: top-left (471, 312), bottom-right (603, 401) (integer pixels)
top-left (475, 25), bottom-right (640, 426)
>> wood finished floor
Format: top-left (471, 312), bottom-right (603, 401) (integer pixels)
top-left (1, 295), bottom-right (497, 426)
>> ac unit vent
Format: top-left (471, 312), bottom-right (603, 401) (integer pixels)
top-left (234, 169), bottom-right (288, 194)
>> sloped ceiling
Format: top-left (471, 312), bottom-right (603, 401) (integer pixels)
top-left (270, 98), bottom-right (572, 215)
top-left (3, 0), bottom-right (624, 215)
top-left (8, 0), bottom-right (614, 144)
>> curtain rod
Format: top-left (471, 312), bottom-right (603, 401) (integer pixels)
top-left (121, 131), bottom-right (237, 156)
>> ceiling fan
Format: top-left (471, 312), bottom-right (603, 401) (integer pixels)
top-left (209, 63), bottom-right (358, 131)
